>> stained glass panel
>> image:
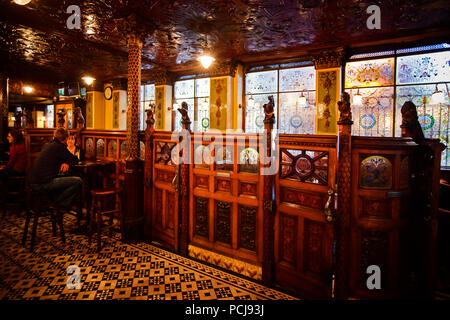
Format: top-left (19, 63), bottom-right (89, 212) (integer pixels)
top-left (196, 78), bottom-right (210, 97)
top-left (345, 87), bottom-right (394, 137)
top-left (174, 79), bottom-right (195, 99)
top-left (245, 70), bottom-right (277, 94)
top-left (396, 51), bottom-right (450, 85)
top-left (245, 94), bottom-right (277, 133)
top-left (196, 97), bottom-right (210, 132)
top-left (96, 139), bottom-right (105, 157)
top-left (173, 98), bottom-right (194, 131)
top-left (278, 92), bottom-right (315, 134)
top-left (279, 66), bottom-right (315, 92)
top-left (396, 84), bottom-right (450, 167)
top-left (345, 58), bottom-right (394, 88)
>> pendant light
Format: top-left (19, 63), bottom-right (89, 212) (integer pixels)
top-left (247, 95), bottom-right (255, 107)
top-left (198, 35), bottom-right (215, 69)
top-left (431, 84), bottom-right (445, 105)
top-left (13, 0), bottom-right (31, 5)
top-left (353, 88), bottom-right (362, 105)
top-left (298, 91), bottom-right (307, 106)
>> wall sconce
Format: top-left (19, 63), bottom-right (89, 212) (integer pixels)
top-left (298, 91), bottom-right (307, 106)
top-left (82, 76), bottom-right (95, 86)
top-left (431, 83), bottom-right (446, 105)
top-left (247, 95), bottom-right (255, 107)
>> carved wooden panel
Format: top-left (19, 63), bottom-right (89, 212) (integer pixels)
top-left (280, 187), bottom-right (325, 210)
top-left (215, 200), bottom-right (232, 245)
top-left (280, 149), bottom-right (329, 185)
top-left (194, 174), bottom-right (209, 189)
top-left (156, 169), bottom-right (175, 184)
top-left (215, 178), bottom-right (231, 193)
top-left (194, 197), bottom-right (209, 238)
top-left (279, 213), bottom-right (298, 268)
top-left (360, 197), bottom-right (391, 219)
top-left (155, 141), bottom-right (176, 166)
top-left (360, 230), bottom-right (389, 289)
top-left (304, 219), bottom-right (324, 275)
top-left (166, 191), bottom-right (175, 231)
top-left (239, 181), bottom-right (258, 198)
top-left (239, 205), bottom-right (257, 252)
top-left (155, 188), bottom-right (163, 227)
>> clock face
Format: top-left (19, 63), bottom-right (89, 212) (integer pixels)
top-left (104, 86), bottom-right (113, 100)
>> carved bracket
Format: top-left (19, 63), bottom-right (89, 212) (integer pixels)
top-left (311, 48), bottom-right (345, 69)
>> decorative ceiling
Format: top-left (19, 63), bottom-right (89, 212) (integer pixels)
top-left (0, 0), bottom-right (448, 83)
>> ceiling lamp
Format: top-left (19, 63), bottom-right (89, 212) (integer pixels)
top-left (198, 54), bottom-right (215, 69)
top-left (13, 0), bottom-right (32, 5)
top-left (431, 84), bottom-right (445, 105)
top-left (23, 86), bottom-right (34, 94)
top-left (298, 91), bottom-right (307, 106)
top-left (353, 88), bottom-right (363, 105)
top-left (82, 76), bottom-right (95, 85)
top-left (201, 98), bottom-right (209, 108)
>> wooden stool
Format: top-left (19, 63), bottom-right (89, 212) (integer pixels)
top-left (88, 187), bottom-right (123, 252)
top-left (1, 175), bottom-right (26, 218)
top-left (22, 188), bottom-right (65, 252)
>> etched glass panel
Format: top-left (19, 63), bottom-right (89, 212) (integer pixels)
top-left (174, 79), bottom-right (195, 99)
top-left (279, 92), bottom-right (316, 134)
top-left (195, 78), bottom-right (210, 97)
top-left (396, 51), bottom-right (450, 85)
top-left (245, 70), bottom-right (278, 94)
top-left (345, 87), bottom-right (394, 137)
top-left (345, 57), bottom-right (395, 88)
top-left (173, 98), bottom-right (194, 132)
top-left (245, 94), bottom-right (277, 133)
top-left (396, 84), bottom-right (450, 167)
top-left (279, 66), bottom-right (315, 92)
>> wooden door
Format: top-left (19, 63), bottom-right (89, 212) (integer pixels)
top-left (274, 135), bottom-right (337, 299)
top-left (152, 136), bottom-right (180, 251)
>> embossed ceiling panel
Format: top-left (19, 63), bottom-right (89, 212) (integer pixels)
top-left (0, 0), bottom-right (448, 82)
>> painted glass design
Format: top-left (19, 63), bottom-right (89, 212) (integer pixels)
top-left (345, 87), bottom-right (394, 137)
top-left (396, 84), bottom-right (449, 167)
top-left (174, 79), bottom-right (195, 98)
top-left (245, 70), bottom-right (277, 94)
top-left (96, 139), bottom-right (105, 157)
top-left (85, 138), bottom-right (94, 157)
top-left (215, 145), bottom-right (234, 171)
top-left (345, 58), bottom-right (395, 88)
top-left (245, 94), bottom-right (276, 133)
top-left (238, 147), bottom-right (259, 173)
top-left (140, 84), bottom-right (155, 130)
top-left (120, 140), bottom-right (127, 159)
top-left (279, 92), bottom-right (316, 134)
top-left (108, 140), bottom-right (117, 158)
top-left (279, 66), bottom-right (315, 92)
top-left (396, 51), bottom-right (450, 85)
top-left (359, 155), bottom-right (393, 189)
top-left (173, 98), bottom-right (195, 132)
top-left (194, 145), bottom-right (211, 169)
top-left (140, 141), bottom-right (145, 161)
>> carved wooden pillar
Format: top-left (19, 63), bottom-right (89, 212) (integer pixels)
top-left (178, 102), bottom-right (191, 255)
top-left (335, 92), bottom-right (353, 299)
top-left (261, 96), bottom-right (275, 285)
top-left (144, 106), bottom-right (155, 239)
top-left (123, 32), bottom-right (144, 241)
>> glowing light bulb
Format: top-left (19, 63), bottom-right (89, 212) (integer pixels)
top-left (353, 89), bottom-right (362, 105)
top-left (298, 92), bottom-right (307, 106)
top-left (24, 86), bottom-right (33, 94)
top-left (13, 0), bottom-right (32, 5)
top-left (82, 76), bottom-right (95, 85)
top-left (431, 84), bottom-right (445, 104)
top-left (198, 55), bottom-right (215, 69)
top-left (247, 96), bottom-right (255, 107)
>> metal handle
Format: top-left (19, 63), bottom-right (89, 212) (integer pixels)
top-left (172, 169), bottom-right (179, 192)
top-left (324, 188), bottom-right (334, 222)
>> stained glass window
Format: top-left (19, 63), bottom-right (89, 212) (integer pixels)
top-left (396, 51), bottom-right (449, 85)
top-left (173, 78), bottom-right (210, 132)
top-left (345, 58), bottom-right (395, 88)
top-left (140, 84), bottom-right (155, 130)
top-left (245, 65), bottom-right (316, 134)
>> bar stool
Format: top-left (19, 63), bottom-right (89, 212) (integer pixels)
top-left (22, 187), bottom-right (65, 252)
top-left (1, 175), bottom-right (26, 218)
top-left (87, 163), bottom-right (123, 252)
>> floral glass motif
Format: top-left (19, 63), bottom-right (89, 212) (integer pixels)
top-left (108, 140), bottom-right (117, 158)
top-left (396, 84), bottom-right (450, 167)
top-left (85, 138), bottom-right (94, 157)
top-left (345, 58), bottom-right (395, 88)
top-left (194, 145), bottom-right (212, 169)
top-left (96, 139), bottom-right (105, 157)
top-left (215, 145), bottom-right (234, 171)
top-left (279, 66), bottom-right (315, 91)
top-left (174, 79), bottom-right (195, 99)
top-left (279, 92), bottom-right (316, 134)
top-left (280, 149), bottom-right (328, 185)
top-left (245, 94), bottom-right (277, 133)
top-left (359, 155), bottom-right (393, 189)
top-left (140, 84), bottom-right (155, 130)
top-left (239, 147), bottom-right (259, 173)
top-left (196, 78), bottom-right (210, 97)
top-left (396, 51), bottom-right (450, 85)
top-left (245, 70), bottom-right (277, 94)
top-left (345, 87), bottom-right (394, 137)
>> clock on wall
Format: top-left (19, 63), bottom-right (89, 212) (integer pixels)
top-left (104, 86), bottom-right (113, 100)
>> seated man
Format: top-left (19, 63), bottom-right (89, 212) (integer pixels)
top-left (29, 128), bottom-right (82, 212)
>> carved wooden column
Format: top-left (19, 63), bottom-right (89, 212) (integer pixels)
top-left (123, 32), bottom-right (144, 241)
top-left (261, 96), bottom-right (275, 285)
top-left (335, 92), bottom-right (353, 299)
top-left (178, 102), bottom-right (191, 255)
top-left (144, 106), bottom-right (155, 239)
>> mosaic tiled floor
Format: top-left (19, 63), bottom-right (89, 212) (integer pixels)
top-left (0, 213), bottom-right (298, 300)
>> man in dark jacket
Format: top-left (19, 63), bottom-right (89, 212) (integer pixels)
top-left (30, 128), bottom-right (82, 211)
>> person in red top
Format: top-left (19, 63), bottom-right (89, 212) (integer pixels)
top-left (0, 129), bottom-right (26, 180)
